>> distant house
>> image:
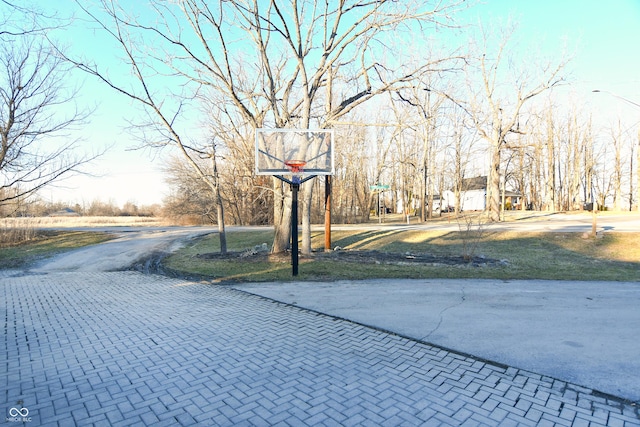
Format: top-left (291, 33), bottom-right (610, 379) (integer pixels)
top-left (49, 207), bottom-right (80, 217)
top-left (459, 176), bottom-right (487, 211)
top-left (458, 176), bottom-right (523, 211)
top-left (427, 191), bottom-right (455, 213)
top-left (422, 176), bottom-right (523, 214)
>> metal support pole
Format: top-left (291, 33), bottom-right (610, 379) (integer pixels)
top-left (291, 181), bottom-right (299, 276)
top-left (501, 174), bottom-right (506, 222)
top-left (324, 176), bottom-right (331, 252)
top-left (275, 173), bottom-right (315, 276)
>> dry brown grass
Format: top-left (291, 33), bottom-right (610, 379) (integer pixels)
top-left (1, 216), bottom-right (168, 248)
top-left (0, 230), bottom-right (115, 268)
top-left (0, 226), bottom-right (38, 246)
top-left (164, 229), bottom-right (640, 282)
top-left (1, 216), bottom-right (167, 230)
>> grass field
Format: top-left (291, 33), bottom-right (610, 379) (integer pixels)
top-left (0, 230), bottom-right (115, 268)
top-left (1, 216), bottom-right (157, 268)
top-left (2, 213), bottom-right (639, 282)
top-left (0, 216), bottom-right (165, 229)
top-left (162, 228), bottom-right (640, 283)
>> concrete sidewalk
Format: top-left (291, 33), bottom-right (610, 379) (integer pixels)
top-left (234, 279), bottom-right (640, 403)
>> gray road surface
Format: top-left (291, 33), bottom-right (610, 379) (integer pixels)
top-left (326, 212), bottom-right (640, 233)
top-left (234, 279), bottom-right (640, 403)
top-left (30, 227), bottom-right (217, 272)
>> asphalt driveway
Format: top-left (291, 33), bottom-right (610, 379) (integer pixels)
top-left (234, 279), bottom-right (640, 403)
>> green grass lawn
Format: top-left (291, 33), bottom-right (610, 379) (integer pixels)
top-left (163, 229), bottom-right (640, 283)
top-left (3, 223), bottom-right (637, 283)
top-left (0, 230), bottom-right (115, 268)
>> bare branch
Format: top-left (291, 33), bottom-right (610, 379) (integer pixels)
top-left (0, 34), bottom-right (98, 206)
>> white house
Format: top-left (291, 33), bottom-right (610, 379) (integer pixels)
top-left (419, 176), bottom-right (523, 215)
top-left (458, 176), bottom-right (523, 211)
top-left (461, 192), bottom-right (486, 211)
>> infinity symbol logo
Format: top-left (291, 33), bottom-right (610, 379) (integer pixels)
top-left (9, 408), bottom-right (29, 417)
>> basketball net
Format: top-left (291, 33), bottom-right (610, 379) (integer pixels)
top-left (284, 160), bottom-right (306, 184)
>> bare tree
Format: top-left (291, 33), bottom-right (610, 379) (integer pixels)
top-left (70, 0), bottom-right (466, 255)
top-left (635, 126), bottom-right (640, 211)
top-left (606, 120), bottom-right (630, 211)
top-left (564, 110), bottom-right (583, 211)
top-left (0, 28), bottom-right (95, 212)
top-left (1, 0), bottom-right (63, 37)
top-left (461, 23), bottom-right (568, 221)
top-left (240, 0), bottom-right (465, 253)
top-left (582, 118), bottom-right (596, 210)
top-left (163, 156), bottom-right (217, 223)
top-left (396, 83), bottom-right (451, 220)
top-left (64, 0), bottom-right (230, 252)
top-left (386, 97), bottom-right (418, 220)
top-left (330, 124), bottom-right (370, 224)
top-left (446, 105), bottom-right (478, 214)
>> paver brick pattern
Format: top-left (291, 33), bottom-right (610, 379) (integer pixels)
top-left (2, 271), bottom-right (639, 426)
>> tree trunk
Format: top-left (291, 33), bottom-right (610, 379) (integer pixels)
top-left (637, 128), bottom-right (640, 211)
top-left (488, 142), bottom-right (501, 222)
top-left (216, 198), bottom-right (227, 254)
top-left (301, 179), bottom-right (314, 255)
top-left (613, 126), bottom-right (623, 211)
top-left (545, 117), bottom-right (556, 212)
top-left (272, 180), bottom-right (291, 253)
top-left (211, 152), bottom-right (227, 254)
top-left (571, 141), bottom-right (581, 211)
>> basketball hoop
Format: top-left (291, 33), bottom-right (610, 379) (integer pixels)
top-left (255, 128), bottom-right (334, 176)
top-left (254, 129), bottom-right (334, 276)
top-left (284, 160), bottom-right (306, 184)
top-left (284, 160), bottom-right (307, 174)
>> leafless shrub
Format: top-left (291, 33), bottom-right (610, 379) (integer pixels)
top-left (456, 212), bottom-right (488, 261)
top-left (0, 218), bottom-right (37, 246)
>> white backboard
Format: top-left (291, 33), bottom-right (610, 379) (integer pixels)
top-left (255, 128), bottom-right (334, 176)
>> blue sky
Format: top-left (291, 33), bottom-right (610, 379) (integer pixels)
top-left (470, 0), bottom-right (640, 92)
top-left (40, 0), bottom-right (640, 207)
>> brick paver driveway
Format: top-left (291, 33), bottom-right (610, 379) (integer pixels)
top-left (2, 271), bottom-right (639, 426)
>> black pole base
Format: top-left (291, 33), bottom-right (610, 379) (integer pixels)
top-left (273, 174), bottom-right (316, 277)
top-left (291, 182), bottom-right (299, 276)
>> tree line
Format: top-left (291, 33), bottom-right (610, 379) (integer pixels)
top-left (0, 196), bottom-right (161, 218)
